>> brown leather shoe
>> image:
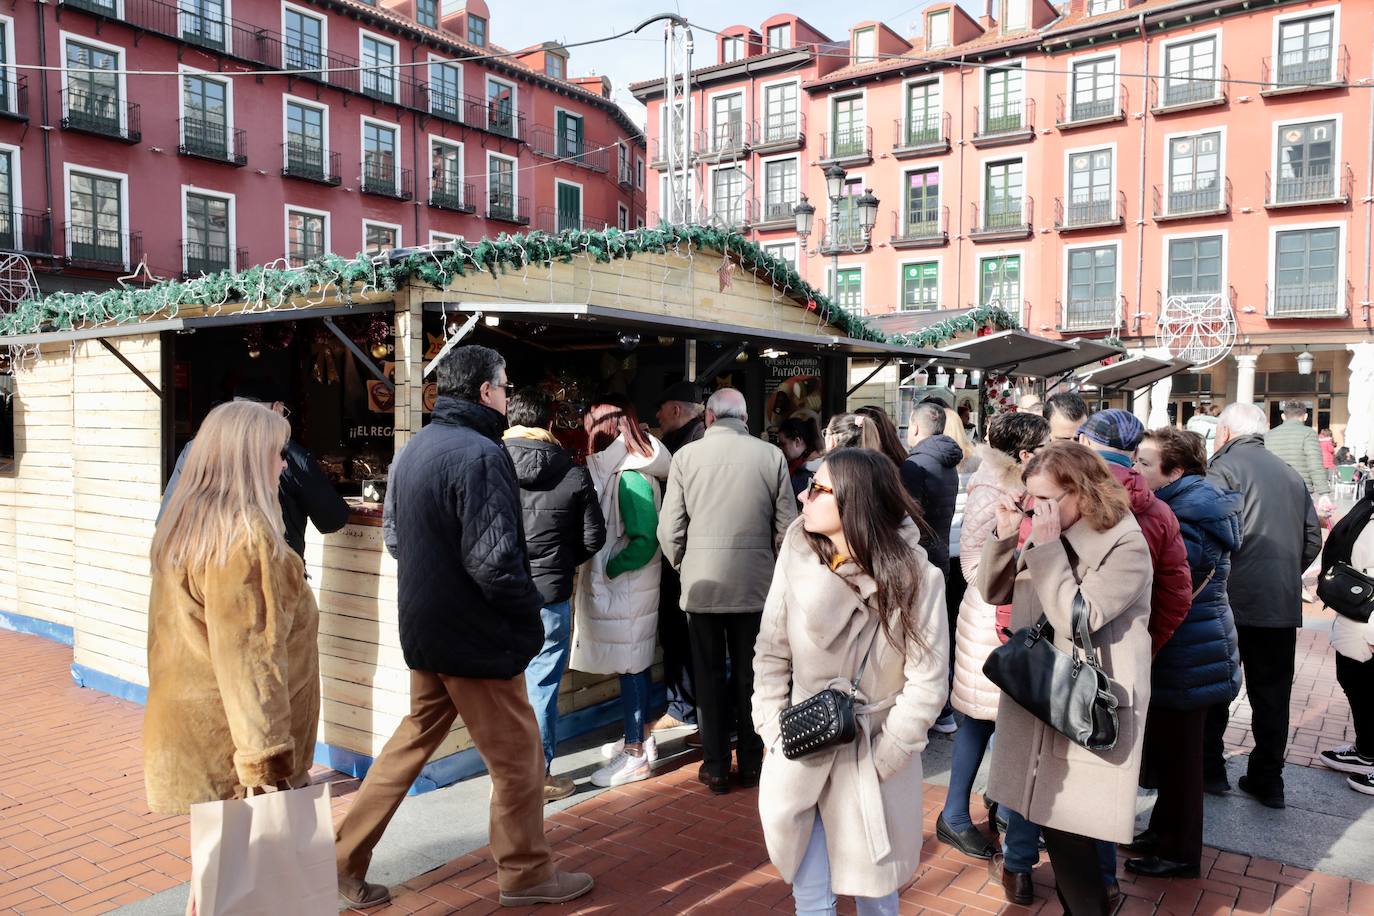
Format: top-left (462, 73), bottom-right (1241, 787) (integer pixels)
top-left (338, 875), bottom-right (390, 909)
top-left (498, 869), bottom-right (594, 906)
top-left (542, 774), bottom-right (575, 803)
top-left (988, 853), bottom-right (1033, 906)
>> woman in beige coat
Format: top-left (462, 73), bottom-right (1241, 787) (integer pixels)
top-left (753, 448), bottom-right (949, 914)
top-left (978, 442), bottom-right (1152, 916)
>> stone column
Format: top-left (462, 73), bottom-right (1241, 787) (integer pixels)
top-left (1235, 354), bottom-right (1259, 407)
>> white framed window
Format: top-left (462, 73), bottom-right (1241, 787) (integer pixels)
top-left (761, 154), bottom-right (799, 223)
top-left (1087, 0), bottom-right (1121, 14)
top-left (1163, 128), bottom-right (1225, 215)
top-left (709, 90), bottom-right (745, 152)
top-left (283, 96), bottom-right (330, 178)
top-left (831, 92), bottom-right (866, 158)
top-left (658, 171), bottom-right (695, 224)
top-left (1068, 53), bottom-right (1118, 122)
top-left (359, 31), bottom-right (398, 101)
top-left (429, 231), bottom-right (461, 246)
top-left (285, 205), bottom-right (329, 264)
top-left (900, 259), bottom-right (940, 312)
top-left (429, 135), bottom-right (465, 209)
top-left (927, 10), bottom-right (950, 50)
top-left (721, 35), bottom-right (743, 64)
top-left (982, 62), bottom-right (1025, 133)
top-left (1064, 144), bottom-right (1116, 225)
top-left (180, 0), bottom-right (230, 51)
top-left (852, 27), bottom-right (876, 63)
top-left (362, 219), bottom-right (401, 255)
top-left (486, 150), bottom-right (519, 221)
top-left (282, 3), bottom-right (327, 79)
top-left (981, 155), bottom-right (1025, 230)
top-left (902, 165), bottom-right (942, 239)
top-left (1268, 221), bottom-right (1345, 316)
top-left (1271, 5), bottom-right (1339, 87)
top-left (829, 265), bottom-right (864, 313)
top-left (486, 76), bottom-right (517, 138)
top-left (428, 55), bottom-right (463, 120)
top-left (0, 15), bottom-right (17, 117)
top-left (903, 77), bottom-right (941, 146)
top-left (546, 53), bottom-right (565, 80)
top-left (761, 79), bottom-right (800, 143)
top-left (554, 107), bottom-right (584, 158)
top-left (60, 32), bottom-right (131, 139)
top-left (178, 66), bottom-right (235, 161)
top-left (766, 23), bottom-right (792, 51)
top-left (1062, 241), bottom-right (1121, 330)
top-left (0, 142), bottom-right (24, 250)
top-left (64, 163), bottom-right (129, 268)
top-left (554, 178), bottom-right (583, 232)
top-left (617, 203), bottom-right (630, 230)
top-left (1162, 230), bottom-right (1226, 299)
top-left (415, 0), bottom-right (437, 29)
top-left (181, 185), bottom-right (235, 275)
top-left (978, 253), bottom-right (1022, 309)
top-left (762, 240), bottom-right (798, 269)
top-left (361, 115), bottom-right (401, 196)
top-left (1003, 0), bottom-right (1029, 31)
top-left (710, 164), bottom-right (747, 226)
top-left (1273, 115), bottom-right (1340, 204)
top-left (1159, 31), bottom-right (1221, 107)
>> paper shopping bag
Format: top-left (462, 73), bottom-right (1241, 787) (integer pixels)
top-left (189, 783), bottom-right (337, 916)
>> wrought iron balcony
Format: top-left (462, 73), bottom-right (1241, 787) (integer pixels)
top-left (0, 209), bottom-right (54, 256)
top-left (815, 217), bottom-right (870, 255)
top-left (819, 126), bottom-right (873, 165)
top-left (892, 113), bottom-right (950, 158)
top-left (1150, 66), bottom-right (1229, 113)
top-left (702, 120), bottom-right (752, 157)
top-left (281, 143), bottom-right (342, 186)
top-left (0, 75), bottom-right (29, 122)
top-left (696, 198), bottom-right (757, 230)
top-left (1262, 45), bottom-right (1348, 94)
top-left (1059, 295), bottom-right (1122, 332)
top-left (890, 207), bottom-right (949, 248)
top-left (1266, 281), bottom-right (1352, 318)
top-left (755, 112), bottom-right (805, 152)
top-left (970, 197), bottom-right (1033, 240)
top-left (180, 241), bottom-right (247, 277)
top-left (178, 119), bottom-right (248, 166)
top-left (429, 178), bottom-right (476, 213)
top-left (360, 160), bottom-right (414, 200)
top-left (61, 88), bottom-right (141, 143)
top-left (534, 208), bottom-right (613, 234)
top-left (1056, 85), bottom-right (1126, 128)
top-left (1054, 191), bottom-right (1125, 231)
top-left (759, 197), bottom-right (799, 226)
top-left (65, 224), bottom-right (140, 270)
top-left (485, 104), bottom-right (525, 141)
top-left (487, 192), bottom-right (529, 225)
top-left (527, 128), bottom-right (609, 171)
top-left (1264, 164), bottom-right (1353, 208)
top-left (973, 99), bottom-right (1035, 146)
top-left (1152, 178), bottom-right (1231, 220)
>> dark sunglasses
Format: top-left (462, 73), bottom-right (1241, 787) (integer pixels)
top-left (805, 479), bottom-right (835, 499)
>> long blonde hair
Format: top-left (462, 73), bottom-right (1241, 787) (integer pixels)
top-left (943, 407), bottom-right (975, 465)
top-left (152, 401), bottom-right (291, 572)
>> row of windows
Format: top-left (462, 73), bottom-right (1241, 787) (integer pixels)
top-left (719, 23), bottom-right (794, 64)
top-left (758, 227), bottom-right (1345, 325)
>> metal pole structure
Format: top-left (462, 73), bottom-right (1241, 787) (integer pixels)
top-left (831, 195), bottom-right (840, 313)
top-left (659, 18), bottom-right (694, 222)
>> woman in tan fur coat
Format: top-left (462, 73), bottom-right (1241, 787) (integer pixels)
top-left (753, 448), bottom-right (948, 914)
top-left (144, 400), bottom-right (321, 817)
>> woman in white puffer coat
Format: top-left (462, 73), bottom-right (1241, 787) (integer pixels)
top-left (935, 411), bottom-right (1049, 859)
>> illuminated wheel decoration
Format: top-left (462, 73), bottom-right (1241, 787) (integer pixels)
top-left (1157, 293), bottom-right (1236, 370)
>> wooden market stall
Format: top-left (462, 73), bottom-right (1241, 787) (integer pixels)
top-left (0, 227), bottom-right (952, 790)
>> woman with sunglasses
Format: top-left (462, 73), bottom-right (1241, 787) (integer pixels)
top-left (979, 442), bottom-right (1152, 916)
top-left (753, 448), bottom-right (949, 915)
top-left (145, 401), bottom-right (320, 911)
top-left (575, 393), bottom-right (673, 787)
top-left (936, 412), bottom-right (1048, 863)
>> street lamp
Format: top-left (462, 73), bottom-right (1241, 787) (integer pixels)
top-left (793, 164), bottom-right (879, 316)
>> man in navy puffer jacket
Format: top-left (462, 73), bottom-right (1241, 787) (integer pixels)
top-left (1125, 427), bottom-right (1243, 880)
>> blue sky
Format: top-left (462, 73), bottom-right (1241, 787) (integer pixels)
top-left (496, 0), bottom-right (983, 125)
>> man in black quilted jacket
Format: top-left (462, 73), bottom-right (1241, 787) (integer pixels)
top-left (334, 345), bottom-right (594, 910)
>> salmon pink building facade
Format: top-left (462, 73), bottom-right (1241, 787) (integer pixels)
top-left (632, 0), bottom-right (1374, 432)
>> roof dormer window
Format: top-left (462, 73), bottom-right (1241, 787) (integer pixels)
top-left (1088, 0), bottom-right (1123, 13)
top-left (853, 26), bottom-right (876, 63)
top-left (546, 54), bottom-right (565, 79)
top-left (927, 10), bottom-right (950, 50)
top-left (766, 23), bottom-right (792, 52)
top-left (1003, 0), bottom-right (1028, 31)
top-left (721, 35), bottom-right (743, 64)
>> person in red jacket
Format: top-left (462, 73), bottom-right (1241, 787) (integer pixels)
top-left (1078, 410), bottom-right (1192, 653)
top-left (1076, 408), bottom-right (1192, 898)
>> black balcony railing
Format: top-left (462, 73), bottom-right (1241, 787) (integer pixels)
top-left (762, 197), bottom-right (798, 224)
top-left (527, 128), bottom-right (609, 171)
top-left (429, 178), bottom-right (475, 213)
top-left (1153, 178), bottom-right (1231, 219)
top-left (1054, 190), bottom-right (1125, 230)
top-left (178, 118), bottom-right (248, 165)
top-left (180, 6), bottom-right (227, 49)
top-left (1265, 164), bottom-right (1353, 207)
top-left (487, 192), bottom-right (529, 225)
top-left (1061, 296), bottom-right (1121, 331)
top-left (702, 198), bottom-right (757, 229)
top-left (181, 241), bottom-right (247, 277)
top-left (0, 209), bottom-right (54, 255)
top-left (1153, 65), bottom-right (1229, 111)
top-left (893, 112), bottom-right (949, 153)
top-left (974, 99), bottom-right (1034, 141)
top-left (1263, 44), bottom-right (1348, 91)
top-left (821, 126), bottom-right (872, 162)
top-left (282, 143), bottom-right (342, 186)
top-left (758, 111), bottom-right (805, 147)
top-left (534, 207), bottom-right (612, 234)
top-left (891, 207), bottom-right (949, 245)
top-left (704, 120), bottom-right (751, 155)
top-left (816, 217), bottom-right (869, 253)
top-left (1056, 85), bottom-right (1126, 127)
top-left (361, 160), bottom-right (414, 200)
top-left (1267, 280), bottom-right (1352, 317)
top-left (971, 197), bottom-right (1033, 236)
top-left (0, 75), bottom-right (29, 121)
top-left (65, 223), bottom-right (140, 270)
top-left (61, 88), bottom-right (141, 143)
top-left (486, 105), bottom-right (525, 141)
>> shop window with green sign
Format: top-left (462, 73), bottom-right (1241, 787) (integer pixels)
top-left (902, 262), bottom-right (938, 311)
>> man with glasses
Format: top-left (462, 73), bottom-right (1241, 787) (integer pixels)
top-left (159, 378), bottom-right (349, 558)
top-left (335, 345), bottom-right (594, 909)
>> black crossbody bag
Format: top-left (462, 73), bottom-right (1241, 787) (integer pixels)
top-left (1319, 487), bottom-right (1374, 623)
top-left (779, 623), bottom-right (882, 760)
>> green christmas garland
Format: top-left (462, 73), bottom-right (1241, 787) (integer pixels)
top-left (0, 224), bottom-right (1019, 349)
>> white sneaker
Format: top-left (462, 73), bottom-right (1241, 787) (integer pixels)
top-left (591, 751), bottom-right (651, 787)
top-left (599, 734), bottom-right (657, 763)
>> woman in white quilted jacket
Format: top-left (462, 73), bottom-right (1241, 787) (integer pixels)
top-left (935, 411), bottom-right (1049, 859)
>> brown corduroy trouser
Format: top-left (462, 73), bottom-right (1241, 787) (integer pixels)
top-left (334, 669), bottom-right (554, 892)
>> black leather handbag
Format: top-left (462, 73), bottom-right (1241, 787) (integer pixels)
top-left (779, 624), bottom-right (881, 760)
top-left (1317, 563), bottom-right (1374, 622)
top-left (981, 592), bottom-right (1120, 752)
